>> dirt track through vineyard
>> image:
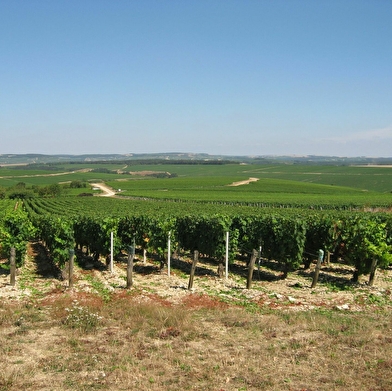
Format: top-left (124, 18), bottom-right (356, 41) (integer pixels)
top-left (0, 168), bottom-right (92, 180)
top-left (90, 183), bottom-right (116, 197)
top-left (228, 177), bottom-right (259, 186)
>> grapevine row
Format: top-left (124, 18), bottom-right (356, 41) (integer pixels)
top-left (0, 200), bottom-right (35, 266)
top-left (23, 198), bottom-right (392, 285)
top-left (2, 197), bottom-right (392, 285)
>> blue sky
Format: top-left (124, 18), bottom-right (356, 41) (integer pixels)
top-left (1, 0), bottom-right (391, 157)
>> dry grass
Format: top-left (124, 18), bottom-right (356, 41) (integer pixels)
top-left (1, 291), bottom-right (392, 391)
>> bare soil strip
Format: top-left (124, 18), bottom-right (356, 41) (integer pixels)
top-left (91, 183), bottom-right (116, 197)
top-left (228, 177), bottom-right (259, 186)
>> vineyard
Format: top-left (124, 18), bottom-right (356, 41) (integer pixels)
top-left (1, 160), bottom-right (392, 286)
top-left (1, 161), bottom-right (392, 391)
top-left (0, 191), bottom-right (390, 288)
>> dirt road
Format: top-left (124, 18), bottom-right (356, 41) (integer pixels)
top-left (228, 177), bottom-right (259, 186)
top-left (91, 182), bottom-right (116, 197)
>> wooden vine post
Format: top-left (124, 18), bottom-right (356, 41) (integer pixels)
top-left (10, 247), bottom-right (16, 287)
top-left (127, 240), bottom-right (135, 289)
top-left (109, 231), bottom-right (114, 273)
top-left (225, 231), bottom-right (229, 279)
top-left (167, 231), bottom-right (171, 277)
top-left (368, 258), bottom-right (378, 287)
top-left (311, 249), bottom-right (324, 288)
top-left (188, 250), bottom-right (199, 290)
top-left (257, 245), bottom-right (262, 280)
top-left (326, 251), bottom-right (331, 265)
top-left (217, 263), bottom-right (224, 278)
top-left (68, 249), bottom-right (74, 289)
top-left (246, 249), bottom-right (258, 289)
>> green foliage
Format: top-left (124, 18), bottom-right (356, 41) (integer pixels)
top-left (35, 216), bottom-right (74, 267)
top-left (117, 215), bottom-right (154, 251)
top-left (14, 168), bottom-right (392, 286)
top-left (36, 183), bottom-right (62, 197)
top-left (0, 208), bottom-right (35, 266)
top-left (21, 195), bottom-right (392, 282)
top-left (106, 170), bottom-right (392, 209)
top-left (91, 168), bottom-right (114, 173)
top-left (260, 215), bottom-right (306, 276)
top-left (8, 190), bottom-right (35, 199)
top-left (303, 213), bottom-right (338, 267)
top-left (176, 215), bottom-right (233, 261)
top-left (338, 215), bottom-right (392, 279)
top-left (148, 217), bottom-right (176, 262)
top-left (69, 180), bottom-right (87, 189)
top-left (15, 182), bottom-right (26, 189)
top-left (73, 216), bottom-right (117, 261)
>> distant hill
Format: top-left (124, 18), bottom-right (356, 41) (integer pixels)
top-left (1, 153), bottom-right (392, 166)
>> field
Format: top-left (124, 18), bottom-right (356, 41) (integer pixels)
top-left (1, 161), bottom-right (392, 208)
top-left (1, 161), bottom-right (392, 191)
top-left (1, 159), bottom-right (392, 390)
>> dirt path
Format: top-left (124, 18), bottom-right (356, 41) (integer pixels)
top-left (228, 177), bottom-right (259, 186)
top-left (91, 183), bottom-right (116, 197)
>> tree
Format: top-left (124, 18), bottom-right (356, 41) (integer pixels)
top-left (37, 184), bottom-right (62, 197)
top-left (8, 190), bottom-right (35, 199)
top-left (70, 180), bottom-right (87, 189)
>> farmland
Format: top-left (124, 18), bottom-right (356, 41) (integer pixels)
top-left (1, 157), bottom-right (392, 390)
top-left (1, 159), bottom-right (392, 280)
top-left (1, 160), bottom-right (392, 206)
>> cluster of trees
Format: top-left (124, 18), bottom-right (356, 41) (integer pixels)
top-left (0, 181), bottom-right (88, 200)
top-left (7, 182), bottom-right (62, 199)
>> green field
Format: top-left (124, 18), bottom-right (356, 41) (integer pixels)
top-left (1, 161), bottom-right (391, 208)
top-left (241, 164), bottom-right (392, 193)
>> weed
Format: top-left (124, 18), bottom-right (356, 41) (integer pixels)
top-left (367, 292), bottom-right (390, 306)
top-left (68, 337), bottom-right (80, 349)
top-left (325, 280), bottom-right (354, 292)
top-left (177, 271), bottom-right (188, 279)
top-left (174, 359), bottom-right (191, 373)
top-left (0, 263), bottom-right (10, 271)
top-left (84, 275), bottom-right (111, 302)
top-left (14, 315), bottom-right (24, 327)
top-left (62, 300), bottom-right (103, 332)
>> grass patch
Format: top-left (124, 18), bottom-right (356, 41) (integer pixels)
top-left (325, 280), bottom-right (355, 293)
top-left (84, 274), bottom-right (112, 302)
top-left (1, 292), bottom-right (392, 390)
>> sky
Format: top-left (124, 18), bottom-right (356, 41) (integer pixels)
top-left (1, 0), bottom-right (392, 157)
